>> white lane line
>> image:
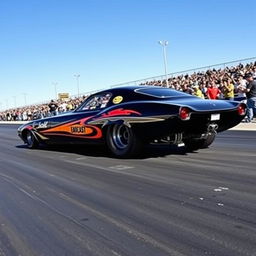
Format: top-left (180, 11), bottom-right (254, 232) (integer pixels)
top-left (109, 165), bottom-right (134, 171)
top-left (219, 187), bottom-right (229, 190)
top-left (76, 157), bottom-right (87, 160)
top-left (214, 187), bottom-right (229, 192)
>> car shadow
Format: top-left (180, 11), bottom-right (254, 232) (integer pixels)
top-left (135, 144), bottom-right (189, 159)
top-left (16, 144), bottom-right (110, 157)
top-left (16, 143), bottom-right (192, 159)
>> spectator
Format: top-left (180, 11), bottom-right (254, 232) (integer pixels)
top-left (59, 100), bottom-right (68, 112)
top-left (22, 110), bottom-right (28, 121)
top-left (67, 101), bottom-right (74, 111)
top-left (48, 99), bottom-right (58, 116)
top-left (27, 109), bottom-right (32, 120)
top-left (221, 78), bottom-right (234, 100)
top-left (207, 82), bottom-right (221, 99)
top-left (244, 73), bottom-right (256, 122)
top-left (192, 85), bottom-right (205, 99)
top-left (235, 75), bottom-right (247, 98)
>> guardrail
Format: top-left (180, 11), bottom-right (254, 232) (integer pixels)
top-left (108, 56), bottom-right (256, 87)
top-left (0, 121), bottom-right (27, 125)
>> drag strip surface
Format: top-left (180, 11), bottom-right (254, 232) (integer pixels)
top-left (0, 125), bottom-right (256, 256)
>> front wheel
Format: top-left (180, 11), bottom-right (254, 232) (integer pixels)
top-left (185, 133), bottom-right (216, 152)
top-left (26, 130), bottom-right (39, 149)
top-left (106, 124), bottom-right (142, 158)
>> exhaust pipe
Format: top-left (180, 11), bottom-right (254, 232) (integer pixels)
top-left (208, 124), bottom-right (218, 133)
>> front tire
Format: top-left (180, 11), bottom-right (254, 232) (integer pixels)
top-left (26, 130), bottom-right (39, 149)
top-left (106, 124), bottom-right (142, 157)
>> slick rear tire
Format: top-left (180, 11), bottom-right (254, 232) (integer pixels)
top-left (106, 124), bottom-right (142, 158)
top-left (185, 133), bottom-right (216, 152)
top-left (26, 130), bottom-right (39, 149)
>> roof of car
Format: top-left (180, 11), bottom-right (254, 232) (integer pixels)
top-left (100, 85), bottom-right (170, 94)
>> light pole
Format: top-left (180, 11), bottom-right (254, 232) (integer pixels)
top-left (52, 82), bottom-right (58, 99)
top-left (74, 74), bottom-right (80, 97)
top-left (158, 40), bottom-right (169, 87)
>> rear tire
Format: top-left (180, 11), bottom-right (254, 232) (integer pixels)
top-left (185, 133), bottom-right (216, 151)
top-left (26, 130), bottom-right (39, 149)
top-left (106, 124), bottom-right (142, 158)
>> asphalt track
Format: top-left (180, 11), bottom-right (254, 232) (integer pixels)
top-left (0, 124), bottom-right (255, 256)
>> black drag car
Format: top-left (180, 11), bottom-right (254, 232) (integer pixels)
top-left (18, 86), bottom-right (246, 157)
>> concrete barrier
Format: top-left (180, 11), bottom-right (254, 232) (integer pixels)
top-left (230, 122), bottom-right (256, 131)
top-left (0, 121), bottom-right (27, 125)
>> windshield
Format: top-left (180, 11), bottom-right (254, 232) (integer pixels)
top-left (76, 92), bottom-right (112, 111)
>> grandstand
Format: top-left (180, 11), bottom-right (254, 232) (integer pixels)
top-left (110, 57), bottom-right (256, 87)
top-left (0, 57), bottom-right (255, 121)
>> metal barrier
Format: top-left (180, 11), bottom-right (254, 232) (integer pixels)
top-left (107, 57), bottom-right (256, 88)
top-left (68, 57), bottom-right (256, 98)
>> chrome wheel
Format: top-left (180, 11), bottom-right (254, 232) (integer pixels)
top-left (112, 124), bottom-right (131, 150)
top-left (106, 123), bottom-right (142, 157)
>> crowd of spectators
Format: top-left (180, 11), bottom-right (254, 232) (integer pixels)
top-left (0, 96), bottom-right (87, 121)
top-left (141, 61), bottom-right (256, 100)
top-left (0, 61), bottom-right (255, 122)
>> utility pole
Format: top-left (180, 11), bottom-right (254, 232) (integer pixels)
top-left (158, 40), bottom-right (169, 87)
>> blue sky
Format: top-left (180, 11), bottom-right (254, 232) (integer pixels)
top-left (0, 0), bottom-right (255, 109)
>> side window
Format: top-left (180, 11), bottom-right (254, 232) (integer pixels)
top-left (80, 93), bottom-right (112, 111)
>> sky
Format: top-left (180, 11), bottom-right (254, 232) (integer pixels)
top-left (0, 0), bottom-right (255, 110)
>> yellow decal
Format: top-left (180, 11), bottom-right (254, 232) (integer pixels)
top-left (112, 96), bottom-right (123, 104)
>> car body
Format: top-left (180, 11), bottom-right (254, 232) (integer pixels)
top-left (18, 86), bottom-right (246, 157)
